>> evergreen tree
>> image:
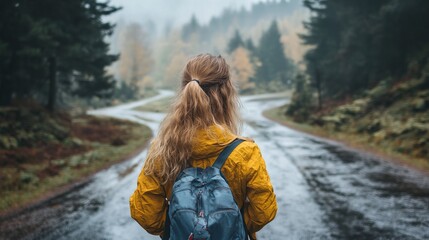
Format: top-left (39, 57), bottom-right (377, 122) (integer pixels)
top-left (375, 0), bottom-right (429, 80)
top-left (302, 0), bottom-right (390, 98)
top-left (255, 20), bottom-right (293, 85)
top-left (286, 73), bottom-right (313, 121)
top-left (0, 0), bottom-right (46, 105)
top-left (227, 30), bottom-right (244, 53)
top-left (182, 15), bottom-right (200, 41)
top-left (245, 38), bottom-right (256, 53)
top-left (0, 0), bottom-right (120, 110)
top-left (301, 0), bottom-right (429, 99)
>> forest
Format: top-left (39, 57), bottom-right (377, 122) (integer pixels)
top-left (0, 0), bottom-right (305, 110)
top-left (0, 0), bottom-right (121, 111)
top-left (286, 0), bottom-right (429, 169)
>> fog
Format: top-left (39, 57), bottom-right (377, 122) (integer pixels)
top-left (106, 0), bottom-right (309, 90)
top-left (108, 0), bottom-right (278, 32)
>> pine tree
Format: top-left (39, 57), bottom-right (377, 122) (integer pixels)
top-left (227, 30), bottom-right (245, 53)
top-left (182, 15), bottom-right (200, 41)
top-left (245, 38), bottom-right (256, 53)
top-left (301, 0), bottom-right (411, 98)
top-left (0, 0), bottom-right (120, 110)
top-left (300, 0), bottom-right (429, 106)
top-left (0, 0), bottom-right (46, 105)
top-left (255, 20), bottom-right (293, 85)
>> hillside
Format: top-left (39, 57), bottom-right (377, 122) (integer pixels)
top-left (276, 0), bottom-right (429, 171)
top-left (270, 75), bottom-right (429, 171)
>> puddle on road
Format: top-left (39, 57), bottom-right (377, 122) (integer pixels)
top-left (366, 171), bottom-right (429, 198)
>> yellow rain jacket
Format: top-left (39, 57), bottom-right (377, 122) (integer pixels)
top-left (130, 125), bottom-right (277, 239)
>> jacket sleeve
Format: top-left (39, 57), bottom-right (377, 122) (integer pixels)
top-left (242, 143), bottom-right (277, 235)
top-left (129, 168), bottom-right (167, 236)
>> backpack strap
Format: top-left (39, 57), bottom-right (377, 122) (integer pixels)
top-left (212, 138), bottom-right (245, 169)
top-left (162, 205), bottom-right (170, 240)
top-left (213, 138), bottom-right (249, 240)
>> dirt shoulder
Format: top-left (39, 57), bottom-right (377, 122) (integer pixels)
top-left (263, 106), bottom-right (429, 174)
top-left (0, 110), bottom-right (152, 217)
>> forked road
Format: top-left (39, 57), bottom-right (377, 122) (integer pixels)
top-left (1, 91), bottom-right (428, 240)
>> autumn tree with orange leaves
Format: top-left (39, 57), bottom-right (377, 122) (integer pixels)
top-left (229, 47), bottom-right (256, 93)
top-left (117, 23), bottom-right (154, 95)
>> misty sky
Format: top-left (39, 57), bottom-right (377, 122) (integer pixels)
top-left (108, 0), bottom-right (271, 29)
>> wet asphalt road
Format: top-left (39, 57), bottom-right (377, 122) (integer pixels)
top-left (0, 91), bottom-right (428, 240)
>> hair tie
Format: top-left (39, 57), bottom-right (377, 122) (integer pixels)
top-left (191, 79), bottom-right (200, 85)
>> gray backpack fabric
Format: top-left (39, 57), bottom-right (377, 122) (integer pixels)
top-left (163, 138), bottom-right (247, 240)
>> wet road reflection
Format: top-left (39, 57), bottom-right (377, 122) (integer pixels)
top-left (0, 91), bottom-right (428, 240)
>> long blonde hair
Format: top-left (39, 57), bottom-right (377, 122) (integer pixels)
top-left (144, 54), bottom-right (241, 184)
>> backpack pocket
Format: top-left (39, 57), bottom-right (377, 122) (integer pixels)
top-left (208, 209), bottom-right (241, 239)
top-left (170, 209), bottom-right (197, 240)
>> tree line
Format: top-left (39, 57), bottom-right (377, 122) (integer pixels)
top-left (174, 0), bottom-right (304, 92)
top-left (195, 0), bottom-right (301, 43)
top-left (0, 0), bottom-right (119, 111)
top-left (227, 21), bottom-right (295, 92)
top-left (296, 0), bottom-right (429, 109)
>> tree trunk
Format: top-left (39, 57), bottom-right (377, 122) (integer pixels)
top-left (47, 56), bottom-right (57, 112)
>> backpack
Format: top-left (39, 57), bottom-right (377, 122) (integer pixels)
top-left (163, 138), bottom-right (248, 240)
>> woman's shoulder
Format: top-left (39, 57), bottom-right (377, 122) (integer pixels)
top-left (233, 136), bottom-right (261, 159)
top-left (227, 137), bottom-right (265, 175)
top-left (237, 136), bottom-right (255, 143)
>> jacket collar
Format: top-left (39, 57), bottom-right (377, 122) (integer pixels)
top-left (191, 125), bottom-right (237, 160)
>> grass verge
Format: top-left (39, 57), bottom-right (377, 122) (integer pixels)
top-left (133, 96), bottom-right (173, 113)
top-left (263, 105), bottom-right (429, 173)
top-left (0, 115), bottom-right (152, 215)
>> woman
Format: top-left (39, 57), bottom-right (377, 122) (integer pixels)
top-left (130, 54), bottom-right (277, 239)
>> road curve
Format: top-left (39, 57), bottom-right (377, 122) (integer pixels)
top-left (0, 91), bottom-right (428, 240)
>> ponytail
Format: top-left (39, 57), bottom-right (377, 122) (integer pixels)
top-left (144, 80), bottom-right (215, 183)
top-left (144, 54), bottom-right (241, 184)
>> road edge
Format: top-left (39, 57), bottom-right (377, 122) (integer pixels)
top-left (262, 106), bottom-right (429, 176)
top-left (0, 128), bottom-right (151, 222)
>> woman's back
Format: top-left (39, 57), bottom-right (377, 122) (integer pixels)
top-left (129, 54), bottom-right (277, 239)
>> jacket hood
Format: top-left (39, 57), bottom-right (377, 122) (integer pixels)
top-left (191, 125), bottom-right (237, 160)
